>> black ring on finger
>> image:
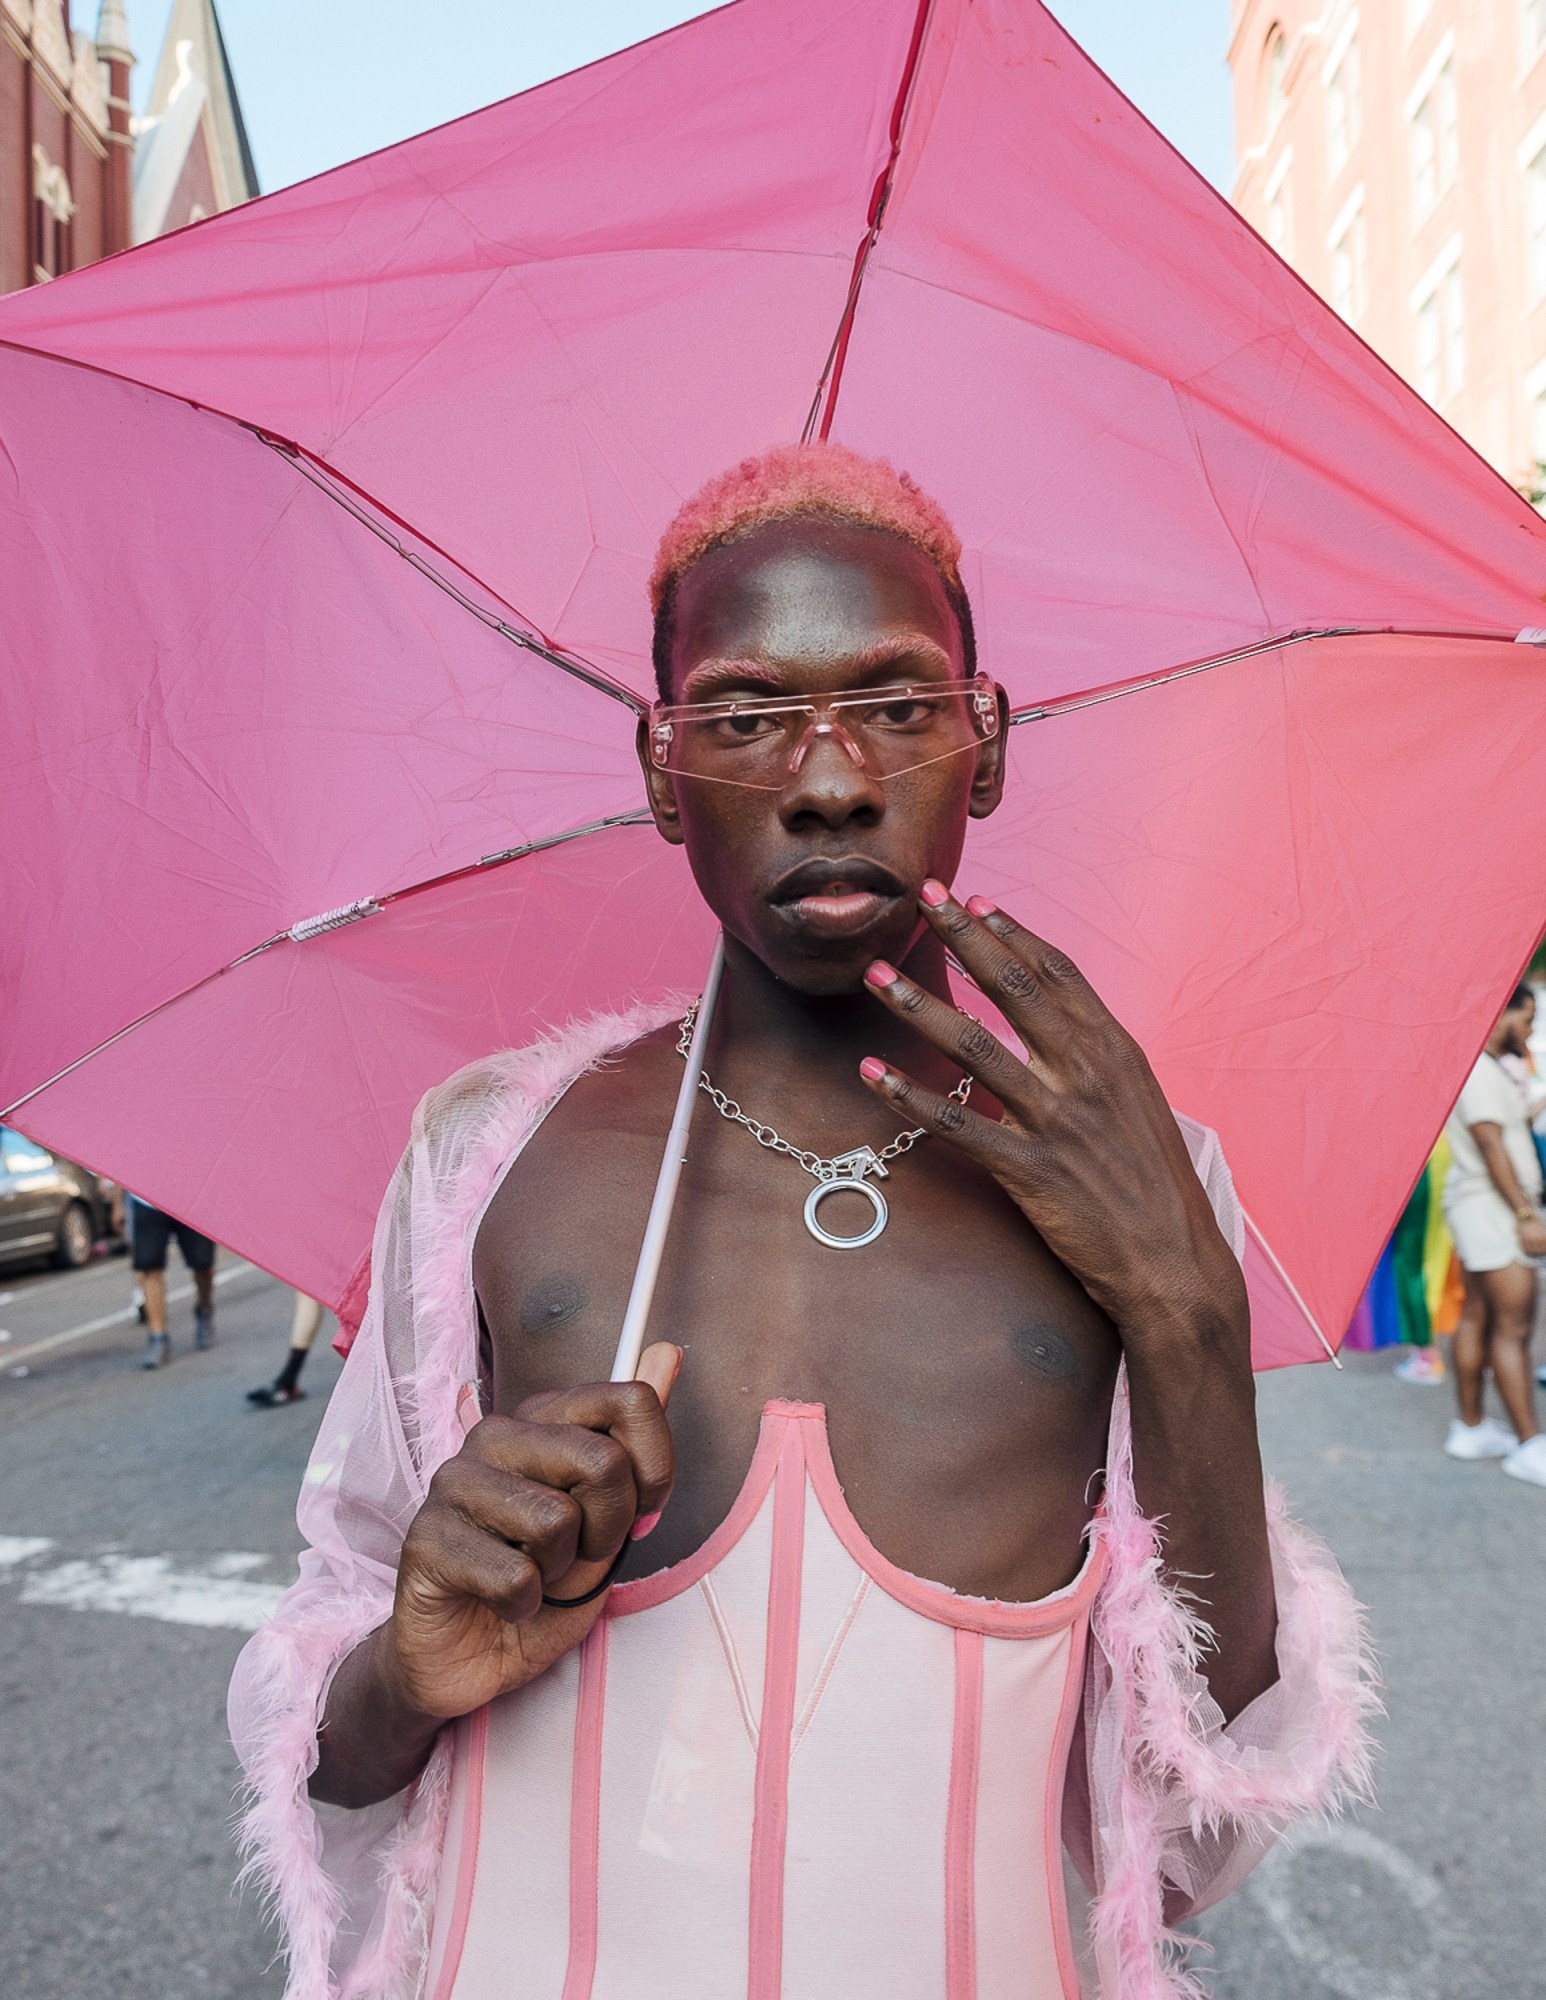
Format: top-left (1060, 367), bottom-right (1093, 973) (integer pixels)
top-left (541, 1540), bottom-right (630, 1608)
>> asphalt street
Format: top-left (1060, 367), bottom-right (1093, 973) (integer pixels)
top-left (0, 1249), bottom-right (1540, 1999)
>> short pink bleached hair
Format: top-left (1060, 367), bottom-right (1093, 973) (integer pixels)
top-left (649, 441), bottom-right (974, 696)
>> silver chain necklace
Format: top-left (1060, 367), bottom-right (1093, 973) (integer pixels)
top-left (676, 1000), bottom-right (972, 1250)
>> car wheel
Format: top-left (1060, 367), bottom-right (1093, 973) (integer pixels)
top-left (53, 1201), bottom-right (94, 1270)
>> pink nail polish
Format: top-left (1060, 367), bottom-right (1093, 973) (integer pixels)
top-left (860, 1056), bottom-right (888, 1083)
top-left (865, 960), bottom-right (899, 988)
top-left (966, 895), bottom-right (997, 919)
top-left (919, 879), bottom-right (950, 908)
top-left (630, 1509), bottom-right (662, 1541)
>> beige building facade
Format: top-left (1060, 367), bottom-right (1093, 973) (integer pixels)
top-left (1231, 0), bottom-right (1546, 487)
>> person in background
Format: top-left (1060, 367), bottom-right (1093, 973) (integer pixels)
top-left (127, 1193), bottom-right (217, 1370)
top-left (1390, 1168), bottom-right (1444, 1382)
top-left (248, 1291), bottom-right (324, 1408)
top-left (1440, 987), bottom-right (1546, 1484)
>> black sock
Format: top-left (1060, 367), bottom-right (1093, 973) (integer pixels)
top-left (274, 1345), bottom-right (308, 1394)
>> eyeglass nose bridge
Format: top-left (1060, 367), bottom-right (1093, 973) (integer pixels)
top-left (785, 709), bottom-right (869, 778)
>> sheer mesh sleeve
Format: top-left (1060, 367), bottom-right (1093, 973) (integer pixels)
top-left (1074, 1120), bottom-right (1380, 1999)
top-left (227, 1006), bottom-right (676, 2000)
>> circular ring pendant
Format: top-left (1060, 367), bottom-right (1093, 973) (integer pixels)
top-left (803, 1175), bottom-right (888, 1249)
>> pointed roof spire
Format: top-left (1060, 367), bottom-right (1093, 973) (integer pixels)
top-left (133, 0), bottom-right (258, 241)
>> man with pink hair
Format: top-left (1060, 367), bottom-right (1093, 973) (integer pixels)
top-left (232, 442), bottom-right (1376, 2000)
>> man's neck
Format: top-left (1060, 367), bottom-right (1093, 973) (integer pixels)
top-left (701, 929), bottom-right (966, 1112)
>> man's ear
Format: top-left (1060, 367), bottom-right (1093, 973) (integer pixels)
top-left (637, 713), bottom-right (686, 845)
top-left (967, 683), bottom-right (1010, 820)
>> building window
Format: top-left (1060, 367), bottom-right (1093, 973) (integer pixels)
top-left (1415, 294), bottom-right (1442, 400)
top-left (1265, 150), bottom-right (1294, 257)
top-left (1326, 36), bottom-right (1362, 179)
top-left (1328, 192), bottom-right (1368, 323)
top-left (1436, 62), bottom-right (1459, 188)
top-left (1529, 146), bottom-right (1546, 297)
top-left (1443, 262), bottom-right (1465, 395)
top-left (1528, 0), bottom-right (1546, 64)
top-left (1525, 359), bottom-right (1546, 503)
top-left (30, 143), bottom-right (73, 282)
top-left (1409, 64), bottom-right (1456, 223)
top-left (1412, 241), bottom-right (1463, 402)
top-left (1267, 26), bottom-right (1288, 130)
top-left (1410, 99), bottom-right (1437, 219)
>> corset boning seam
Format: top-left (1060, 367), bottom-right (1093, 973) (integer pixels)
top-left (427, 1399), bottom-right (1102, 2000)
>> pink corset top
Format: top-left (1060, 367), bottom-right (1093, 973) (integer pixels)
top-left (423, 1400), bottom-right (1107, 2000)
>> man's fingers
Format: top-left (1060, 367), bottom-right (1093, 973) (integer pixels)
top-left (482, 1373), bottom-right (677, 1542)
top-left (913, 881), bottom-right (1107, 1049)
top-left (403, 1513), bottom-right (544, 1626)
top-left (467, 1415), bottom-right (642, 1561)
top-left (864, 958), bottom-right (1043, 1110)
top-left (432, 1457), bottom-right (583, 1586)
top-left (859, 1058), bottom-right (1033, 1177)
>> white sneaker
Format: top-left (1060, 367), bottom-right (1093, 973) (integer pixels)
top-left (1502, 1434), bottom-right (1546, 1486)
top-left (1444, 1417), bottom-right (1517, 1460)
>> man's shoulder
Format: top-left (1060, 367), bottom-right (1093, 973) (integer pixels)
top-left (1455, 1053), bottom-right (1511, 1122)
top-left (413, 1000), bottom-right (685, 1161)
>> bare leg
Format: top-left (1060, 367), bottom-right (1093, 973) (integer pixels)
top-left (289, 1291), bottom-right (323, 1350)
top-left (250, 1292), bottom-right (323, 1406)
top-left (1450, 1268), bottom-right (1488, 1427)
top-left (1481, 1263), bottom-right (1541, 1443)
top-left (140, 1270), bottom-right (168, 1338)
top-left (194, 1266), bottom-right (216, 1312)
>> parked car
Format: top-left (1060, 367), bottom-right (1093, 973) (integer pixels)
top-left (0, 1127), bottom-right (119, 1270)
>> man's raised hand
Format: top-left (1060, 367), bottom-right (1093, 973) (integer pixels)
top-left (382, 1341), bottom-right (679, 1724)
top-left (859, 883), bottom-right (1248, 1359)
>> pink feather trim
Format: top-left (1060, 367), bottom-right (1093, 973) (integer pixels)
top-left (1088, 1375), bottom-right (1381, 1996)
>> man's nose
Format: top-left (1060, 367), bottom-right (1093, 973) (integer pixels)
top-left (776, 717), bottom-right (885, 826)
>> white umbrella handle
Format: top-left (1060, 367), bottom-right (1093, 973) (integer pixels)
top-left (608, 933), bottom-right (726, 1382)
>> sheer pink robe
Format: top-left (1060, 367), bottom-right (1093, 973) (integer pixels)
top-left (228, 1006), bottom-right (1378, 2000)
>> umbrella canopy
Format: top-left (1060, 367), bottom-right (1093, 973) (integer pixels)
top-left (4, 0), bottom-right (1546, 1365)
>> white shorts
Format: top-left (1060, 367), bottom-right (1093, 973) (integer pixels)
top-left (1443, 1189), bottom-right (1528, 1274)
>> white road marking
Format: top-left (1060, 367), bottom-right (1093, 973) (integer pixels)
top-left (0, 1536), bottom-right (282, 1631)
top-left (0, 1260), bottom-right (259, 1369)
top-left (0, 1535), bottom-right (52, 1567)
top-left (1249, 1823), bottom-right (1457, 2000)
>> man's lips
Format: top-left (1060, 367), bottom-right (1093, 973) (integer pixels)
top-left (768, 859), bottom-right (908, 938)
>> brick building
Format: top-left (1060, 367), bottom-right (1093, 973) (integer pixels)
top-left (1, 0), bottom-right (255, 296)
top-left (1231, 0), bottom-right (1546, 487)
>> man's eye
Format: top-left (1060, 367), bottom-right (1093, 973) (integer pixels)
top-left (704, 712), bottom-right (780, 743)
top-left (867, 698), bottom-right (936, 728)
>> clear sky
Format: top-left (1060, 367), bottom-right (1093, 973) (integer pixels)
top-left (124, 1), bottom-right (1236, 197)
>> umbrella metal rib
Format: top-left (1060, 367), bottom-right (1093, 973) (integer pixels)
top-left (1005, 621), bottom-right (1533, 726)
top-left (0, 808), bottom-right (653, 1124)
top-left (801, 0), bottom-right (937, 444)
top-left (14, 621), bottom-right (1528, 1127)
top-left (248, 429), bottom-right (647, 715)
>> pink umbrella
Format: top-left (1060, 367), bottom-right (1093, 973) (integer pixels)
top-left (4, 0), bottom-right (1546, 1366)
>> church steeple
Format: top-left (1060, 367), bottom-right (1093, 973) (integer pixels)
top-left (133, 0), bottom-right (259, 242)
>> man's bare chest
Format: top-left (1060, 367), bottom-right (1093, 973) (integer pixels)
top-left (472, 1060), bottom-right (1121, 1598)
